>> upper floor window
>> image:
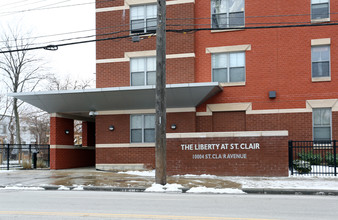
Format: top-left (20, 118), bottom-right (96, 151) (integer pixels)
top-left (313, 108), bottom-right (331, 141)
top-left (130, 5), bottom-right (157, 34)
top-left (130, 114), bottom-right (155, 143)
top-left (211, 0), bottom-right (244, 28)
top-left (311, 0), bottom-right (329, 20)
top-left (312, 45), bottom-right (330, 78)
top-left (130, 57), bottom-right (156, 86)
top-left (212, 52), bottom-right (245, 83)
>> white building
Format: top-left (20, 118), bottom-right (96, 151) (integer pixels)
top-left (0, 115), bottom-right (35, 145)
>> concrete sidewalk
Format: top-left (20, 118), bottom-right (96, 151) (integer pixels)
top-left (1, 167), bottom-right (337, 195)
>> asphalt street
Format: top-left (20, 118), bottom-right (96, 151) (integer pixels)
top-left (0, 191), bottom-right (337, 220)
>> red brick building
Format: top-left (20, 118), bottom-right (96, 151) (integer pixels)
top-left (13, 0), bottom-right (337, 176)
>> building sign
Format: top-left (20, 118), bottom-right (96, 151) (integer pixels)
top-left (181, 143), bottom-right (260, 160)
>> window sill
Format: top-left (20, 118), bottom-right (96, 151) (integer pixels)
top-left (220, 82), bottom-right (246, 87)
top-left (129, 143), bottom-right (155, 147)
top-left (312, 77), bottom-right (331, 82)
top-left (130, 33), bottom-right (156, 37)
top-left (311, 18), bottom-right (330, 23)
top-left (211, 28), bottom-right (244, 33)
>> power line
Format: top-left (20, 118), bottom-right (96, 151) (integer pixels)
top-left (167, 22), bottom-right (338, 33)
top-left (167, 20), bottom-right (338, 27)
top-left (34, 20), bottom-right (338, 47)
top-left (0, 21), bottom-right (337, 54)
top-left (0, 0), bottom-right (29, 8)
top-left (0, 2), bottom-right (93, 16)
top-left (32, 0), bottom-right (73, 10)
top-left (0, 0), bottom-right (38, 10)
top-left (167, 12), bottom-right (338, 20)
top-left (28, 29), bottom-right (130, 48)
top-left (2, 16), bottom-right (337, 45)
top-left (0, 22), bottom-right (131, 44)
top-left (0, 0), bottom-right (114, 16)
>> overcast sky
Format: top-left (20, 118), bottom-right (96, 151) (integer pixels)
top-left (0, 0), bottom-right (96, 84)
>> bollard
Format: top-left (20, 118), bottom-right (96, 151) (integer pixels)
top-left (7, 144), bottom-right (10, 170)
top-left (32, 152), bottom-right (37, 169)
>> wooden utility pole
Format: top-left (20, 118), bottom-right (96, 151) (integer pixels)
top-left (155, 0), bottom-right (167, 185)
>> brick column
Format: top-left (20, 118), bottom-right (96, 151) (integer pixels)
top-left (82, 121), bottom-right (95, 147)
top-left (50, 116), bottom-right (74, 169)
top-left (50, 116), bottom-right (95, 169)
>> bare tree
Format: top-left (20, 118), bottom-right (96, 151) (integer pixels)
top-left (22, 111), bottom-right (50, 145)
top-left (47, 74), bottom-right (94, 91)
top-left (0, 27), bottom-right (45, 145)
top-left (0, 92), bottom-right (12, 122)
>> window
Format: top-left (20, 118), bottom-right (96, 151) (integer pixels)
top-left (313, 108), bottom-right (331, 141)
top-left (130, 5), bottom-right (157, 34)
top-left (311, 0), bottom-right (329, 20)
top-left (130, 57), bottom-right (156, 86)
top-left (130, 115), bottom-right (155, 143)
top-left (211, 0), bottom-right (244, 28)
top-left (312, 45), bottom-right (330, 78)
top-left (212, 52), bottom-right (245, 83)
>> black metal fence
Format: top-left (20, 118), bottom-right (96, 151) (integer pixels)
top-left (289, 140), bottom-right (337, 176)
top-left (0, 144), bottom-right (50, 170)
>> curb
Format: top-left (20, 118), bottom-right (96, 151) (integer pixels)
top-left (242, 188), bottom-right (338, 196)
top-left (1, 185), bottom-right (338, 195)
top-left (41, 186), bottom-right (147, 192)
top-left (83, 186), bottom-right (146, 192)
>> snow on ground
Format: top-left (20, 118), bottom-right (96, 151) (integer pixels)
top-left (145, 183), bottom-right (245, 194)
top-left (120, 170), bottom-right (338, 191)
top-left (187, 187), bottom-right (245, 194)
top-left (181, 174), bottom-right (218, 179)
top-left (0, 186), bottom-right (45, 191)
top-left (0, 170), bottom-right (16, 173)
top-left (145, 183), bottom-right (183, 192)
top-left (72, 185), bottom-right (84, 191)
top-left (1, 169), bottom-right (337, 192)
top-left (237, 176), bottom-right (338, 190)
top-left (58, 185), bottom-right (70, 190)
top-left (176, 174), bottom-right (338, 190)
top-left (118, 170), bottom-right (155, 177)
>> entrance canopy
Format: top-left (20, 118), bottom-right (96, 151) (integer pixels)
top-left (10, 82), bottom-right (222, 119)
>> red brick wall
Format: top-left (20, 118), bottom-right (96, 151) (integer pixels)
top-left (82, 122), bottom-right (95, 147)
top-left (198, 111), bottom-right (338, 141)
top-left (96, 0), bottom-right (122, 9)
top-left (50, 148), bottom-right (95, 170)
top-left (196, 116), bottom-right (213, 132)
top-left (96, 112), bottom-right (196, 144)
top-left (50, 117), bottom-right (74, 145)
top-left (96, 57), bottom-right (195, 88)
top-left (96, 147), bottom-right (155, 169)
top-left (96, 63), bottom-right (129, 88)
top-left (95, 110), bottom-right (337, 146)
top-left (167, 135), bottom-right (289, 176)
top-left (96, 115), bottom-right (130, 144)
top-left (246, 113), bottom-right (313, 140)
top-left (194, 0), bottom-right (338, 110)
top-left (167, 112), bottom-right (196, 133)
top-left (166, 57), bottom-right (194, 84)
top-left (96, 3), bottom-right (195, 88)
top-left (213, 112), bottom-right (246, 132)
top-left (50, 117), bottom-right (95, 170)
